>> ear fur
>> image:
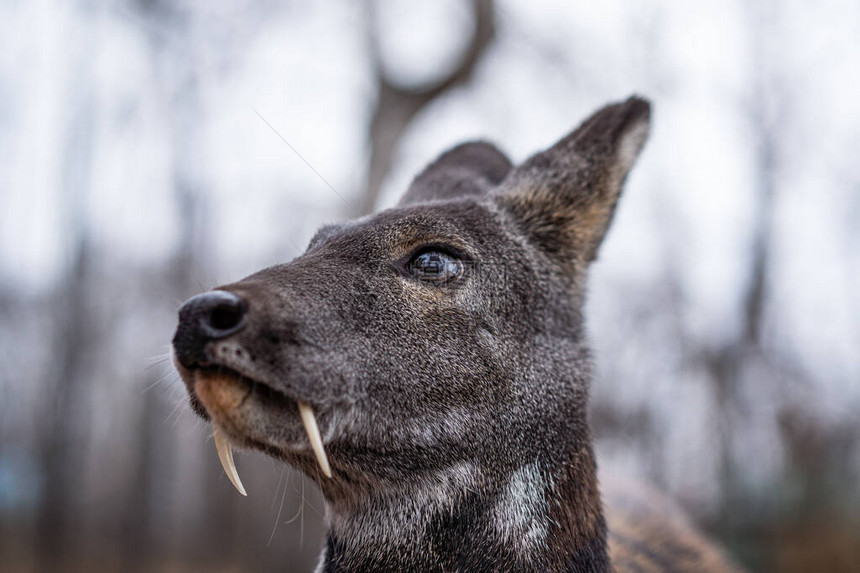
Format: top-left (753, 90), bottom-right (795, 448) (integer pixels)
top-left (398, 141), bottom-right (512, 206)
top-left (495, 96), bottom-right (651, 266)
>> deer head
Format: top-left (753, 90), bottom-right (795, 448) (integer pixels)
top-left (173, 96), bottom-right (651, 571)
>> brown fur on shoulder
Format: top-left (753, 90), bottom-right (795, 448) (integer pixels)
top-left (603, 476), bottom-right (744, 572)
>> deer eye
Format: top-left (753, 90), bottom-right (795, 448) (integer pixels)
top-left (406, 250), bottom-right (463, 283)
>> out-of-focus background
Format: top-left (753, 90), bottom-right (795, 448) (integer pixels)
top-left (1, 0), bottom-right (858, 571)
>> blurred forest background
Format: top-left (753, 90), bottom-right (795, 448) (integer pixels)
top-left (1, 0), bottom-right (859, 571)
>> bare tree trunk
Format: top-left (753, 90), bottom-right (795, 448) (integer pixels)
top-left (359, 0), bottom-right (497, 214)
top-left (35, 245), bottom-right (93, 573)
top-left (704, 0), bottom-right (783, 545)
top-left (34, 5), bottom-right (97, 568)
top-left (119, 383), bottom-right (159, 573)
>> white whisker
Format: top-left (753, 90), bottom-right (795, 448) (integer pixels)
top-left (164, 399), bottom-right (185, 425)
top-left (268, 468), bottom-right (289, 546)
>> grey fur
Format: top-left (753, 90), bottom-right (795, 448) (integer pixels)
top-left (172, 97), bottom-right (737, 572)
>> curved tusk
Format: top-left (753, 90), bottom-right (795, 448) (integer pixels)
top-left (298, 402), bottom-right (332, 478)
top-left (213, 427), bottom-right (247, 496)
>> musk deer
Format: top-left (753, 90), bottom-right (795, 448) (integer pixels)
top-left (173, 96), bottom-right (745, 572)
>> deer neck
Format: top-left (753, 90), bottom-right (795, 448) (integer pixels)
top-left (317, 441), bottom-right (610, 572)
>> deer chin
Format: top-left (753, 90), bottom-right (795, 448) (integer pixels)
top-left (192, 369), bottom-right (333, 496)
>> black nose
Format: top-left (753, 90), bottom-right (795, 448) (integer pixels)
top-left (173, 290), bottom-right (247, 367)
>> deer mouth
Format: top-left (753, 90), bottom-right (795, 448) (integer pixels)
top-left (174, 354), bottom-right (333, 495)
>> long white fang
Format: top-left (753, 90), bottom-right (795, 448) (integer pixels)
top-left (213, 427), bottom-right (247, 496)
top-left (298, 402), bottom-right (332, 478)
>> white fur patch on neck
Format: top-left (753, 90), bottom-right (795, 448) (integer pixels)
top-left (329, 461), bottom-right (479, 552)
top-left (494, 462), bottom-right (550, 554)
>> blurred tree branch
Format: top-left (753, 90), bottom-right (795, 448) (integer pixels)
top-left (359, 0), bottom-right (496, 214)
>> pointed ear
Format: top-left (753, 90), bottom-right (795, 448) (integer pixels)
top-left (398, 141), bottom-right (512, 206)
top-left (494, 96), bottom-right (651, 267)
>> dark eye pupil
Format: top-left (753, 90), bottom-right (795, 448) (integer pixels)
top-left (408, 250), bottom-right (462, 283)
top-left (418, 253), bottom-right (443, 274)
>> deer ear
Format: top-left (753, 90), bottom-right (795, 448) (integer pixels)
top-left (398, 141), bottom-right (512, 206)
top-left (495, 96), bottom-right (651, 266)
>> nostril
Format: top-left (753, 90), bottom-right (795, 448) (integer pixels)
top-left (174, 290), bottom-right (248, 368)
top-left (209, 301), bottom-right (244, 332)
top-left (198, 291), bottom-right (247, 338)
top-left (177, 290), bottom-right (247, 339)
